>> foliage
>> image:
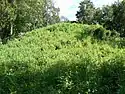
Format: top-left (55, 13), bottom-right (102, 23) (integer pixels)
top-left (0, 0), bottom-right (60, 43)
top-left (0, 0), bottom-right (17, 42)
top-left (76, 0), bottom-right (125, 37)
top-left (76, 0), bottom-right (96, 24)
top-left (111, 0), bottom-right (125, 37)
top-left (0, 23), bottom-right (125, 94)
top-left (60, 16), bottom-right (69, 22)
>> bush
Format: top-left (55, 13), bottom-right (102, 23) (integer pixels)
top-left (0, 23), bottom-right (125, 94)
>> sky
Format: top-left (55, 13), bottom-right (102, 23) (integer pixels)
top-left (54, 0), bottom-right (118, 21)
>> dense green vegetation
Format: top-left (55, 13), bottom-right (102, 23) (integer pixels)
top-left (0, 0), bottom-right (60, 43)
top-left (0, 23), bottom-right (125, 94)
top-left (76, 0), bottom-right (125, 37)
top-left (1, 0), bottom-right (125, 93)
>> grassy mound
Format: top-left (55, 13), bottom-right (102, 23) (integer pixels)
top-left (0, 23), bottom-right (125, 94)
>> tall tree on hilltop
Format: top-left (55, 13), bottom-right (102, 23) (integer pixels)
top-left (42, 0), bottom-right (60, 26)
top-left (76, 0), bottom-right (96, 24)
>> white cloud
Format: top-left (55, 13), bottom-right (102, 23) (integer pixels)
top-left (54, 0), bottom-right (118, 21)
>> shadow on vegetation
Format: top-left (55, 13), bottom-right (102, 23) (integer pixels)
top-left (75, 26), bottom-right (125, 48)
top-left (0, 58), bottom-right (125, 94)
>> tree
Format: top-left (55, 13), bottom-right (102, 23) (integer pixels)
top-left (42, 0), bottom-right (60, 26)
top-left (101, 5), bottom-right (114, 30)
top-left (76, 0), bottom-right (96, 24)
top-left (60, 16), bottom-right (69, 22)
top-left (76, 0), bottom-right (125, 37)
top-left (0, 0), bottom-right (60, 43)
top-left (0, 0), bottom-right (17, 42)
top-left (111, 0), bottom-right (125, 37)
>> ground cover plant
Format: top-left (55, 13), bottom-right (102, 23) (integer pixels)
top-left (0, 23), bottom-right (125, 94)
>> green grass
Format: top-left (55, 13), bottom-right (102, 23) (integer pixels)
top-left (0, 23), bottom-right (125, 94)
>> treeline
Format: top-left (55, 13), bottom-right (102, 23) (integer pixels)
top-left (0, 0), bottom-right (60, 43)
top-left (1, 0), bottom-right (125, 44)
top-left (76, 0), bottom-right (125, 37)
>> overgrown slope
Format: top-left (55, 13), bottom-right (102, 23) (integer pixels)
top-left (0, 23), bottom-right (125, 94)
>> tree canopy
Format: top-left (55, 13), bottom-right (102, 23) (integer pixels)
top-left (76, 0), bottom-right (125, 37)
top-left (0, 0), bottom-right (60, 43)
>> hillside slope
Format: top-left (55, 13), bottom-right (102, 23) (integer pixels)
top-left (0, 23), bottom-right (125, 94)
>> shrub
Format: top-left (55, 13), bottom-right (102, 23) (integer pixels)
top-left (0, 23), bottom-right (125, 94)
